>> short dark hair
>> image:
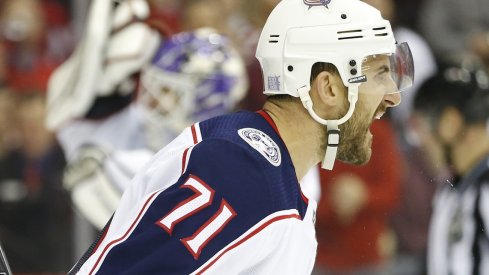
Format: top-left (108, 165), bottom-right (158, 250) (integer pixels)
top-left (310, 62), bottom-right (340, 84)
top-left (413, 67), bottom-right (489, 127)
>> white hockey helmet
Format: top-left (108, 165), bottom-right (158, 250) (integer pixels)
top-left (256, 0), bottom-right (414, 169)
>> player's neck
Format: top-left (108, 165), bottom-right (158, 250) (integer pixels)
top-left (263, 100), bottom-right (324, 180)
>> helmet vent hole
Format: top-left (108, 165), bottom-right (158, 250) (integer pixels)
top-left (288, 66), bottom-right (294, 72)
top-left (341, 14), bottom-right (347, 19)
top-left (373, 27), bottom-right (388, 37)
top-left (337, 29), bottom-right (363, 40)
top-left (269, 34), bottom-right (280, 43)
top-left (337, 29), bottom-right (362, 34)
top-left (338, 36), bottom-right (363, 40)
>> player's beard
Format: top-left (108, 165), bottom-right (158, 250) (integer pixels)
top-left (336, 100), bottom-right (375, 165)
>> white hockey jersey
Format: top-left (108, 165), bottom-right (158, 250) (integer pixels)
top-left (71, 111), bottom-right (318, 274)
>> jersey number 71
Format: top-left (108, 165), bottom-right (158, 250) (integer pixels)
top-left (156, 175), bottom-right (237, 260)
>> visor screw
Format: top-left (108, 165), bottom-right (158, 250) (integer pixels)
top-left (341, 14), bottom-right (347, 19)
top-left (349, 60), bottom-right (356, 66)
top-left (350, 68), bottom-right (357, 75)
top-left (288, 65), bottom-right (294, 72)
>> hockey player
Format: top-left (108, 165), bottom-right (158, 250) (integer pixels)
top-left (47, 0), bottom-right (328, 233)
top-left (45, 1), bottom-right (248, 230)
top-left (412, 67), bottom-right (489, 275)
top-left (69, 0), bottom-right (414, 274)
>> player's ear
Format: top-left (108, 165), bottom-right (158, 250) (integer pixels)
top-left (437, 107), bottom-right (463, 144)
top-left (314, 71), bottom-right (346, 108)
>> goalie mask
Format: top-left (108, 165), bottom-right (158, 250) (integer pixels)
top-left (256, 0), bottom-right (414, 169)
top-left (138, 28), bottom-right (247, 151)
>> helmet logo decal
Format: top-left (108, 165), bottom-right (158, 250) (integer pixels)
top-left (348, 75), bottom-right (367, 84)
top-left (267, 75), bottom-right (281, 91)
top-left (304, 0), bottom-right (331, 9)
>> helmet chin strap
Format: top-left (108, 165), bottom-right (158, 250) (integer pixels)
top-left (297, 85), bottom-right (359, 170)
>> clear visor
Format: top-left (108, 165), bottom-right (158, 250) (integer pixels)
top-left (359, 42), bottom-right (414, 94)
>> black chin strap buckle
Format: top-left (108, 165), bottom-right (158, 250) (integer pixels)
top-left (327, 129), bottom-right (340, 147)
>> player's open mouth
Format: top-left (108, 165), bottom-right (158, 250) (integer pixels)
top-left (374, 111), bottom-right (385, 120)
top-left (373, 105), bottom-right (387, 120)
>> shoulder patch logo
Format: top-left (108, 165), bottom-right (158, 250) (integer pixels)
top-left (238, 128), bottom-right (281, 167)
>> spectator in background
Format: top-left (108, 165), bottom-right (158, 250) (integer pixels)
top-left (0, 1), bottom-right (75, 272)
top-left (0, 92), bottom-right (71, 272)
top-left (420, 0), bottom-right (489, 69)
top-left (412, 67), bottom-right (489, 275)
top-left (0, 0), bottom-right (72, 92)
top-left (314, 118), bottom-right (403, 275)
